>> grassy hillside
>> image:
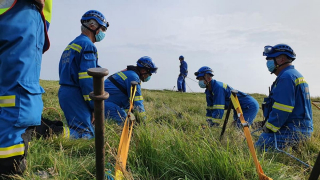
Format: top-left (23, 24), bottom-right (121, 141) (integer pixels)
top-left (8, 80), bottom-right (320, 179)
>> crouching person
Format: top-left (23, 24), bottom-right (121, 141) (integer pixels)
top-left (195, 66), bottom-right (259, 128)
top-left (256, 44), bottom-right (313, 150)
top-left (104, 56), bottom-right (158, 125)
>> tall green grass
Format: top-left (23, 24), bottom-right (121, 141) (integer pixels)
top-left (7, 80), bottom-right (320, 179)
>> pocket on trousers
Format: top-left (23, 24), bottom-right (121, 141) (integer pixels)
top-left (14, 82), bottom-right (44, 127)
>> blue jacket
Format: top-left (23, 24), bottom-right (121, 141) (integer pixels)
top-left (104, 67), bottom-right (146, 117)
top-left (179, 60), bottom-right (188, 76)
top-left (205, 79), bottom-right (253, 119)
top-left (264, 65), bottom-right (313, 133)
top-left (59, 34), bottom-right (100, 110)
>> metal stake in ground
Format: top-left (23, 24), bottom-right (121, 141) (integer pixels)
top-left (88, 68), bottom-right (109, 180)
top-left (309, 151), bottom-right (320, 180)
top-left (220, 100), bottom-right (233, 141)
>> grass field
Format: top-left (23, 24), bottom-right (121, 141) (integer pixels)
top-left (7, 80), bottom-right (320, 180)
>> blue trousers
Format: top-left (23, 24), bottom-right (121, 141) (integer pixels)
top-left (58, 86), bottom-right (94, 139)
top-left (105, 102), bottom-right (127, 125)
top-left (233, 96), bottom-right (259, 128)
top-left (177, 75), bottom-right (186, 92)
top-left (255, 130), bottom-right (311, 150)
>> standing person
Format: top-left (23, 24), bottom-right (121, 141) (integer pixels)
top-left (177, 55), bottom-right (188, 92)
top-left (256, 44), bottom-right (313, 150)
top-left (195, 66), bottom-right (259, 127)
top-left (0, 0), bottom-right (52, 176)
top-left (58, 10), bottom-right (109, 139)
top-left (104, 56), bottom-right (158, 125)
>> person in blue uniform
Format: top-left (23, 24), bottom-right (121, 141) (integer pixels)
top-left (58, 10), bottom-right (109, 139)
top-left (195, 66), bottom-right (259, 127)
top-left (104, 56), bottom-right (158, 125)
top-left (256, 44), bottom-right (313, 150)
top-left (0, 0), bottom-right (52, 175)
top-left (177, 55), bottom-right (188, 92)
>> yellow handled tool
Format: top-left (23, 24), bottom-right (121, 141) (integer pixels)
top-left (115, 81), bottom-right (138, 180)
top-left (230, 90), bottom-right (272, 180)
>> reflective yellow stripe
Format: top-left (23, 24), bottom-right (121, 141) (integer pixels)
top-left (78, 72), bottom-right (92, 79)
top-left (273, 102), bottom-right (294, 113)
top-left (64, 43), bottom-right (82, 53)
top-left (295, 77), bottom-right (307, 86)
top-left (223, 83), bottom-right (227, 89)
top-left (265, 122), bottom-right (280, 132)
top-left (206, 106), bottom-right (214, 110)
top-left (117, 72), bottom-right (127, 81)
top-left (0, 144), bottom-right (25, 158)
top-left (83, 95), bottom-right (91, 101)
top-left (0, 0), bottom-right (15, 15)
top-left (0, 95), bottom-right (15, 107)
top-left (63, 127), bottom-right (70, 139)
top-left (213, 104), bottom-right (224, 109)
top-left (43, 0), bottom-right (52, 23)
top-left (134, 96), bottom-right (143, 101)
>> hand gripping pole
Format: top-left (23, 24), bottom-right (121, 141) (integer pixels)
top-left (88, 68), bottom-right (110, 180)
top-left (230, 90), bottom-right (272, 180)
top-left (115, 81), bottom-right (138, 180)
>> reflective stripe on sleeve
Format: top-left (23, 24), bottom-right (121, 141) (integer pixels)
top-left (265, 122), bottom-right (280, 132)
top-left (78, 72), bottom-right (92, 79)
top-left (213, 104), bottom-right (224, 109)
top-left (223, 83), bottom-right (227, 89)
top-left (83, 95), bottom-right (91, 101)
top-left (64, 43), bottom-right (82, 53)
top-left (117, 72), bottom-right (127, 81)
top-left (134, 96), bottom-right (143, 101)
top-left (0, 95), bottom-right (15, 107)
top-left (295, 77), bottom-right (307, 86)
top-left (206, 106), bottom-right (213, 110)
top-left (273, 102), bottom-right (294, 113)
top-left (0, 144), bottom-right (25, 158)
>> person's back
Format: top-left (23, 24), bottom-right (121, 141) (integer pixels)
top-left (104, 57), bottom-right (158, 125)
top-left (177, 55), bottom-right (188, 92)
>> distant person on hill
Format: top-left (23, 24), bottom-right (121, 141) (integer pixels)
top-left (256, 44), bottom-right (313, 150)
top-left (177, 55), bottom-right (188, 92)
top-left (104, 56), bottom-right (158, 125)
top-left (0, 0), bottom-right (52, 176)
top-left (58, 10), bottom-right (109, 139)
top-left (194, 66), bottom-right (259, 127)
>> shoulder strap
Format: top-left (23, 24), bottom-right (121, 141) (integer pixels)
top-left (108, 76), bottom-right (128, 96)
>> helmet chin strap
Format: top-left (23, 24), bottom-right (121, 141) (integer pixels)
top-left (271, 59), bottom-right (291, 74)
top-left (82, 23), bottom-right (101, 41)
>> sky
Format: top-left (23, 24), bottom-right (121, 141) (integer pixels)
top-left (41, 0), bottom-right (320, 96)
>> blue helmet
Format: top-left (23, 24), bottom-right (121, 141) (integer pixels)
top-left (137, 56), bottom-right (158, 74)
top-left (194, 66), bottom-right (214, 79)
top-left (179, 55), bottom-right (184, 60)
top-left (81, 10), bottom-right (109, 29)
top-left (263, 44), bottom-right (296, 60)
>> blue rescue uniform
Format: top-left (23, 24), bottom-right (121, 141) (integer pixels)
top-left (206, 79), bottom-right (259, 127)
top-left (177, 60), bottom-right (188, 92)
top-left (58, 34), bottom-right (99, 139)
top-left (256, 65), bottom-right (313, 149)
top-left (0, 0), bottom-right (50, 171)
top-left (104, 68), bottom-right (146, 124)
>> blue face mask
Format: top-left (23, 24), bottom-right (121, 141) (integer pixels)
top-left (95, 30), bottom-right (105, 42)
top-left (266, 60), bottom-right (276, 73)
top-left (143, 75), bottom-right (151, 82)
top-left (198, 80), bottom-right (207, 88)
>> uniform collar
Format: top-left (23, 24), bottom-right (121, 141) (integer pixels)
top-left (277, 65), bottom-right (294, 77)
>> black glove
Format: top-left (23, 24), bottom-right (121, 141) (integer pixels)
top-left (262, 124), bottom-right (273, 133)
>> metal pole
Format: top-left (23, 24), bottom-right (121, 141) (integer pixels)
top-left (309, 151), bottom-right (320, 180)
top-left (88, 68), bottom-right (109, 180)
